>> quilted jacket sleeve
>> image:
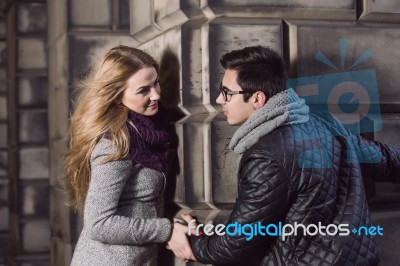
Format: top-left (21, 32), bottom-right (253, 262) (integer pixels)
top-left (190, 151), bottom-right (291, 264)
top-left (357, 137), bottom-right (400, 183)
top-left (83, 138), bottom-right (172, 245)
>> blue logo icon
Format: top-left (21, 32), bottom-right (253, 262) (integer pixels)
top-left (287, 39), bottom-right (382, 167)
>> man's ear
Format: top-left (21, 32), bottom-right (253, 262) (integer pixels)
top-left (252, 91), bottom-right (267, 109)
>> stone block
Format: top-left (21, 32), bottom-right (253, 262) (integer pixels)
top-left (288, 22), bottom-right (400, 110)
top-left (17, 38), bottom-right (47, 69)
top-left (18, 76), bottom-right (48, 107)
top-left (69, 0), bottom-right (111, 28)
top-left (19, 147), bottom-right (49, 179)
top-left (20, 219), bottom-right (50, 253)
top-left (18, 110), bottom-right (48, 144)
top-left (175, 113), bottom-right (217, 209)
top-left (48, 33), bottom-right (69, 140)
top-left (130, 0), bottom-right (188, 42)
top-left (370, 114), bottom-right (400, 202)
top-left (0, 206), bottom-right (8, 232)
top-left (359, 0), bottom-right (400, 23)
top-left (51, 237), bottom-right (72, 266)
top-left (19, 181), bottom-right (49, 216)
top-left (370, 209), bottom-right (400, 265)
top-left (204, 0), bottom-right (355, 20)
top-left (49, 138), bottom-right (68, 188)
top-left (68, 34), bottom-right (138, 80)
top-left (0, 123), bottom-right (7, 148)
top-left (0, 41), bottom-right (6, 66)
top-left (0, 68), bottom-right (6, 93)
top-left (48, 0), bottom-right (67, 44)
top-left (0, 178), bottom-right (8, 204)
top-left (0, 150), bottom-right (7, 176)
top-left (210, 114), bottom-right (239, 207)
top-left (208, 19), bottom-right (282, 109)
top-left (17, 2), bottom-right (47, 34)
top-left (50, 186), bottom-right (80, 242)
top-left (0, 19), bottom-right (5, 36)
top-left (118, 0), bottom-right (130, 28)
top-left (0, 96), bottom-right (6, 120)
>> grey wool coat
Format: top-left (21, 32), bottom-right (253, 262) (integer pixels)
top-left (71, 138), bottom-right (172, 266)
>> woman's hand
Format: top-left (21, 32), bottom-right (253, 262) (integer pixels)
top-left (166, 214), bottom-right (198, 262)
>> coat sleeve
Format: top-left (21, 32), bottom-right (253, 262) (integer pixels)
top-left (190, 152), bottom-right (291, 264)
top-left (356, 136), bottom-right (400, 183)
top-left (83, 138), bottom-right (172, 245)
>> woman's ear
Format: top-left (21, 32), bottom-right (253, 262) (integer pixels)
top-left (252, 91), bottom-right (267, 109)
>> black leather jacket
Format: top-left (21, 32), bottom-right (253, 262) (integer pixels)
top-left (191, 114), bottom-right (400, 265)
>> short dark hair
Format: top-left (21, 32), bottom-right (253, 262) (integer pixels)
top-left (220, 46), bottom-right (287, 102)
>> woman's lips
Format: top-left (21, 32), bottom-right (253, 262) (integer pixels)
top-left (148, 102), bottom-right (158, 110)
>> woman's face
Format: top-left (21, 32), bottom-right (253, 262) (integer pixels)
top-left (122, 66), bottom-right (161, 116)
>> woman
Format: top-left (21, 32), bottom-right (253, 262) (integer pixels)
top-left (64, 45), bottom-right (193, 265)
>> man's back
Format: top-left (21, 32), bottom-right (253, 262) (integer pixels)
top-left (245, 113), bottom-right (382, 265)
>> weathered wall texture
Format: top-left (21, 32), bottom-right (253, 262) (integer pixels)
top-left (1, 0), bottom-right (400, 265)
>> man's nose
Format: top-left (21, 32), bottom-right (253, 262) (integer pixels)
top-left (216, 93), bottom-right (225, 105)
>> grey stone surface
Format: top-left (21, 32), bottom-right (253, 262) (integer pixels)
top-left (211, 114), bottom-right (239, 206)
top-left (17, 38), bottom-right (47, 69)
top-left (0, 123), bottom-right (7, 148)
top-left (19, 147), bottom-right (49, 179)
top-left (131, 0), bottom-right (190, 42)
top-left (17, 2), bottom-right (47, 34)
top-left (0, 150), bottom-right (7, 176)
top-left (49, 139), bottom-right (67, 188)
top-left (118, 0), bottom-right (130, 28)
top-left (204, 0), bottom-right (355, 20)
top-left (290, 22), bottom-right (400, 107)
top-left (360, 0), bottom-right (400, 22)
top-left (208, 19), bottom-right (282, 109)
top-left (370, 210), bottom-right (400, 266)
top-left (0, 68), bottom-right (6, 93)
top-left (69, 0), bottom-right (111, 27)
top-left (0, 179), bottom-right (8, 205)
top-left (48, 33), bottom-right (69, 140)
top-left (48, 0), bottom-right (67, 44)
top-left (18, 76), bottom-right (48, 107)
top-left (0, 19), bottom-right (5, 36)
top-left (0, 41), bottom-right (6, 66)
top-left (51, 237), bottom-right (73, 266)
top-left (68, 34), bottom-right (137, 80)
top-left (0, 96), bottom-right (6, 120)
top-left (371, 114), bottom-right (400, 202)
top-left (18, 110), bottom-right (48, 143)
top-left (21, 219), bottom-right (50, 253)
top-left (19, 182), bottom-right (49, 216)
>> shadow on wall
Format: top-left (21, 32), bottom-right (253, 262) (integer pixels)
top-left (157, 47), bottom-right (186, 266)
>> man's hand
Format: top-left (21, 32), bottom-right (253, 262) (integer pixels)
top-left (166, 214), bottom-right (197, 261)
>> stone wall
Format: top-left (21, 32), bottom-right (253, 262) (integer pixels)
top-left (1, 0), bottom-right (400, 265)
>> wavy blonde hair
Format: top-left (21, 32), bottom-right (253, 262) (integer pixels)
top-left (64, 45), bottom-right (159, 209)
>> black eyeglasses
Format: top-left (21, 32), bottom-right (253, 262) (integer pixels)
top-left (220, 83), bottom-right (253, 102)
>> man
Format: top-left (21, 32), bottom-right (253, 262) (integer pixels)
top-left (184, 46), bottom-right (400, 265)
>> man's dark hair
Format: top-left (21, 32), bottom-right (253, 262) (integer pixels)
top-left (220, 46), bottom-right (288, 102)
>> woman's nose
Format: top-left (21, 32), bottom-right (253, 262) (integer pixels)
top-left (150, 87), bottom-right (160, 101)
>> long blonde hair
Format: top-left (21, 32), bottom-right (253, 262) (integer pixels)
top-left (64, 45), bottom-right (159, 209)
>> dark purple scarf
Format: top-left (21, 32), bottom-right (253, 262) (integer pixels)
top-left (126, 106), bottom-right (177, 174)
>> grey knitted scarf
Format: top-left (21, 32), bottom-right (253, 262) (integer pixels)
top-left (229, 88), bottom-right (309, 154)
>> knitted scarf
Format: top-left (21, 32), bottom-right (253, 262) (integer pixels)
top-left (229, 88), bottom-right (309, 154)
top-left (126, 105), bottom-right (177, 174)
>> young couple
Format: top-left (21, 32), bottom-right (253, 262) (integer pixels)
top-left (65, 45), bottom-right (400, 265)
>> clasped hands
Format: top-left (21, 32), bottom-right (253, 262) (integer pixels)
top-left (167, 214), bottom-right (198, 262)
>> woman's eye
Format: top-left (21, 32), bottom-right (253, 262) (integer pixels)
top-left (138, 88), bottom-right (150, 95)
